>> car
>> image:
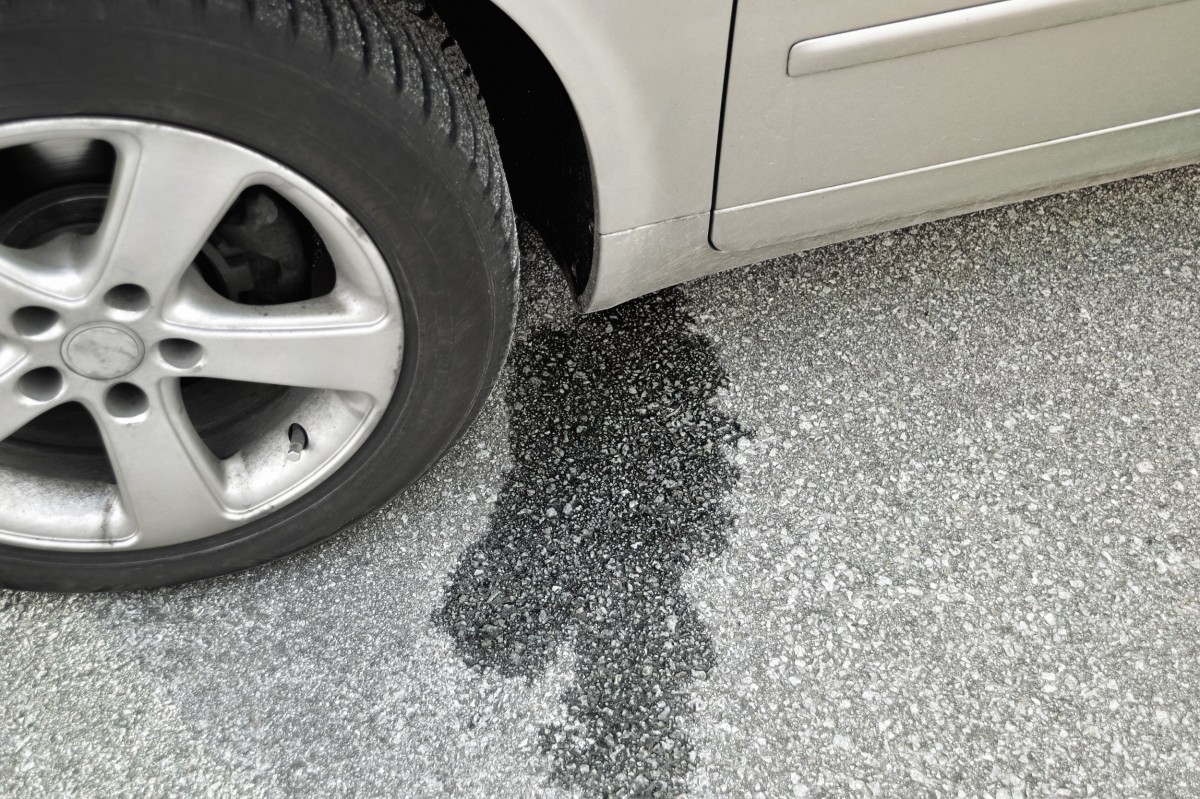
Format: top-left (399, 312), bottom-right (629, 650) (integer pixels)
top-left (0, 0), bottom-right (1195, 591)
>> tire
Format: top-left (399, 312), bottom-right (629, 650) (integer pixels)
top-left (0, 0), bottom-right (518, 591)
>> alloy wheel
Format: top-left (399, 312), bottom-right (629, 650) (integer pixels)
top-left (0, 118), bottom-right (404, 551)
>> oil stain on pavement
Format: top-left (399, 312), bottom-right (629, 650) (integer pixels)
top-left (438, 288), bottom-right (746, 797)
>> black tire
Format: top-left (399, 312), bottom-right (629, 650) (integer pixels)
top-left (0, 0), bottom-right (517, 591)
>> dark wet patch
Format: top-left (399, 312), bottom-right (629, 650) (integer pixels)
top-left (437, 289), bottom-right (745, 797)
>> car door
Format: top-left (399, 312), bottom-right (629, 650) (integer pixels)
top-left (711, 0), bottom-right (1200, 252)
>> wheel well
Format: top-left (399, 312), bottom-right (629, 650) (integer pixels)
top-left (429, 0), bottom-right (596, 294)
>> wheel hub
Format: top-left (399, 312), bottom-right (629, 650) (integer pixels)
top-left (61, 323), bottom-right (144, 379)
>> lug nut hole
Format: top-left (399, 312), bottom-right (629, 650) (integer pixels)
top-left (16, 367), bottom-right (64, 402)
top-left (105, 383), bottom-right (149, 419)
top-left (12, 306), bottom-right (60, 338)
top-left (159, 339), bottom-right (204, 370)
top-left (104, 284), bottom-right (150, 313)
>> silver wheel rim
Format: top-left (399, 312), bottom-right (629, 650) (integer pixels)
top-left (0, 118), bottom-right (404, 551)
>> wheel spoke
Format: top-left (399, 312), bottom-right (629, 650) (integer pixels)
top-left (92, 380), bottom-right (231, 547)
top-left (0, 247), bottom-right (32, 328)
top-left (84, 127), bottom-right (266, 301)
top-left (0, 404), bottom-right (45, 443)
top-left (0, 352), bottom-right (51, 443)
top-left (0, 246), bottom-right (43, 311)
top-left (165, 280), bottom-right (403, 402)
top-left (0, 240), bottom-right (79, 319)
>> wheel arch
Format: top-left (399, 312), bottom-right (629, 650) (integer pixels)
top-left (430, 0), bottom-right (597, 295)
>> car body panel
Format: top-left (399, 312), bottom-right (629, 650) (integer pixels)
top-left (484, 0), bottom-right (1200, 310)
top-left (488, 0), bottom-right (732, 235)
top-left (713, 0), bottom-right (1200, 250)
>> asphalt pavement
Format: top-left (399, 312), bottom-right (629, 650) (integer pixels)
top-left (4, 165), bottom-right (1200, 798)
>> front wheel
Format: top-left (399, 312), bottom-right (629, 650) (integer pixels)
top-left (0, 0), bottom-right (517, 591)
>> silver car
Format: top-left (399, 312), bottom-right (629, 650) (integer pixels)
top-left (0, 0), bottom-right (1195, 590)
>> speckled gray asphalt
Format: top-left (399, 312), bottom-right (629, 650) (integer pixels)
top-left (5, 166), bottom-right (1200, 798)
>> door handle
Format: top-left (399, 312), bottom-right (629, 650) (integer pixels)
top-left (787, 0), bottom-right (1187, 77)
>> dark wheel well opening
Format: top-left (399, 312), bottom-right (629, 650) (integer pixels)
top-left (429, 0), bottom-right (596, 295)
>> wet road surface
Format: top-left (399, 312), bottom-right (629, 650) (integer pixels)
top-left (4, 166), bottom-right (1200, 798)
